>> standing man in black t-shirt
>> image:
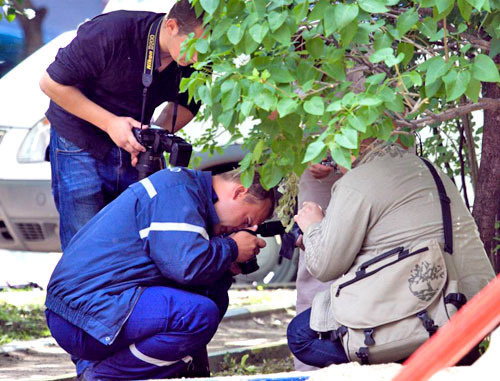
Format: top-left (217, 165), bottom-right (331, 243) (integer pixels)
top-left (39, 0), bottom-right (203, 252)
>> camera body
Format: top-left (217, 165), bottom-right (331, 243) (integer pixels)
top-left (133, 126), bottom-right (192, 179)
top-left (237, 221), bottom-right (303, 275)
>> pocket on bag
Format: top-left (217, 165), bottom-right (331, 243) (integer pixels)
top-left (332, 240), bottom-right (447, 329)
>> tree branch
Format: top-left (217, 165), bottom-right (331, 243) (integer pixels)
top-left (392, 98), bottom-right (500, 130)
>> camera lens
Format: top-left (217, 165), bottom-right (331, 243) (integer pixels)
top-left (239, 257), bottom-right (259, 274)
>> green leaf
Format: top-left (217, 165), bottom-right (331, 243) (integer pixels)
top-left (277, 98), bottom-right (298, 117)
top-left (365, 73), bottom-right (386, 86)
top-left (397, 43), bottom-right (414, 67)
top-left (200, 0), bottom-right (219, 15)
top-left (397, 8), bottom-right (419, 37)
top-left (330, 145), bottom-right (352, 170)
top-left (465, 77), bottom-right (481, 102)
top-left (358, 0), bottom-right (388, 13)
top-left (375, 118), bottom-right (394, 141)
top-left (254, 90), bottom-right (277, 111)
top-left (249, 23), bottom-right (269, 44)
top-left (347, 114), bottom-right (366, 132)
top-left (336, 128), bottom-right (359, 149)
top-left (268, 11), bottom-right (288, 32)
top-left (436, 0), bottom-right (454, 13)
top-left (240, 152), bottom-right (253, 170)
top-left (240, 100), bottom-right (254, 117)
top-left (272, 23), bottom-right (291, 45)
top-left (304, 96), bottom-right (325, 115)
top-left (227, 24), bottom-right (244, 45)
top-left (472, 54), bottom-right (500, 82)
top-left (293, 1), bottom-right (308, 23)
top-left (326, 100), bottom-right (343, 112)
top-left (269, 66), bottom-right (295, 83)
top-left (303, 140), bottom-right (326, 163)
top-left (408, 71), bottom-right (422, 86)
top-left (419, 18), bottom-right (437, 39)
top-left (306, 37), bottom-right (325, 59)
top-left (323, 61), bottom-right (345, 81)
top-left (259, 163), bottom-right (284, 189)
top-left (334, 3), bottom-right (359, 31)
top-left (425, 56), bottom-right (449, 86)
top-left (323, 4), bottom-right (336, 36)
top-left (218, 110), bottom-right (234, 128)
top-left (211, 18), bottom-right (232, 40)
top-left (240, 167), bottom-right (255, 188)
top-left (369, 48), bottom-right (394, 63)
top-left (457, 0), bottom-right (473, 20)
top-left (310, 0), bottom-right (329, 21)
top-left (340, 20), bottom-right (358, 46)
top-left (252, 140), bottom-right (265, 162)
top-left (465, 0), bottom-right (487, 11)
top-left (443, 70), bottom-right (469, 101)
top-left (198, 85), bottom-right (212, 106)
top-left (359, 96), bottom-right (383, 106)
top-left (385, 53), bottom-right (404, 67)
top-left (195, 39), bottom-right (209, 54)
top-left (221, 81), bottom-right (241, 111)
top-left (489, 38), bottom-right (500, 58)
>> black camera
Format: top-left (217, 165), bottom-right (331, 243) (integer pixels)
top-left (237, 221), bottom-right (303, 275)
top-left (133, 126), bottom-right (192, 180)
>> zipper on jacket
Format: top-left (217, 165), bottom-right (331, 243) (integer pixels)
top-left (110, 286), bottom-right (145, 344)
top-left (335, 247), bottom-right (428, 297)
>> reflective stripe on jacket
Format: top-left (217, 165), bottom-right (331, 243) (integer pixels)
top-left (45, 168), bottom-right (238, 345)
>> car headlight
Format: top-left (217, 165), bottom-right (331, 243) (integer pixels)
top-left (17, 118), bottom-right (50, 163)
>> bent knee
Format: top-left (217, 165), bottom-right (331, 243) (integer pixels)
top-left (194, 298), bottom-right (220, 341)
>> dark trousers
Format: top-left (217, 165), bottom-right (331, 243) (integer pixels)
top-left (287, 308), bottom-right (349, 367)
top-left (46, 286), bottom-right (221, 380)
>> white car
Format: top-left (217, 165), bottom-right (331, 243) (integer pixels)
top-left (0, 3), bottom-right (298, 284)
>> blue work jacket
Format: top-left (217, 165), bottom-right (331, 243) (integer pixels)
top-left (45, 168), bottom-right (238, 345)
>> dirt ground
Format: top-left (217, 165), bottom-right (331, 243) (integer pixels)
top-left (0, 290), bottom-right (295, 381)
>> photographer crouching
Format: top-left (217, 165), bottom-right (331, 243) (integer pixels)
top-left (45, 168), bottom-right (276, 380)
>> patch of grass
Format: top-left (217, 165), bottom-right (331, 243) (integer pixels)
top-left (0, 301), bottom-right (50, 345)
top-left (213, 353), bottom-right (295, 376)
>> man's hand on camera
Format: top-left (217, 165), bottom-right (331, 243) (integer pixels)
top-left (294, 201), bottom-right (324, 233)
top-left (309, 163), bottom-right (333, 179)
top-left (105, 117), bottom-right (146, 166)
top-left (230, 226), bottom-right (266, 263)
top-left (229, 262), bottom-right (242, 275)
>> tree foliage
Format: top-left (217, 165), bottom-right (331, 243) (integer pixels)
top-left (179, 0), bottom-right (500, 191)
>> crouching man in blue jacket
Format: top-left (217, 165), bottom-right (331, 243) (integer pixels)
top-left (44, 168), bottom-right (275, 380)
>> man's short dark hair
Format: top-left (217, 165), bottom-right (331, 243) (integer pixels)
top-left (219, 169), bottom-right (276, 207)
top-left (167, 0), bottom-right (204, 35)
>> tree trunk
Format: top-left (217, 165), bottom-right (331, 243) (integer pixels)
top-left (14, 1), bottom-right (47, 58)
top-left (472, 82), bottom-right (500, 274)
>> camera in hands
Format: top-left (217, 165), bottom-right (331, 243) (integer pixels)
top-left (237, 221), bottom-right (303, 275)
top-left (133, 126), bottom-right (192, 180)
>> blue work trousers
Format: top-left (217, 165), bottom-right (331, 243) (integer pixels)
top-left (49, 128), bottom-right (138, 251)
top-left (46, 286), bottom-right (221, 380)
top-left (287, 308), bottom-right (349, 367)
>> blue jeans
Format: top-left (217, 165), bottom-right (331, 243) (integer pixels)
top-left (46, 286), bottom-right (220, 380)
top-left (49, 128), bottom-right (138, 250)
top-left (287, 308), bottom-right (349, 367)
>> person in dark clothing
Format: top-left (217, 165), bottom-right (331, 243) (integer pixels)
top-left (39, 0), bottom-right (204, 251)
top-left (45, 168), bottom-right (275, 380)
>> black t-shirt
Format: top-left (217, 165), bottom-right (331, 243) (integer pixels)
top-left (46, 10), bottom-right (200, 160)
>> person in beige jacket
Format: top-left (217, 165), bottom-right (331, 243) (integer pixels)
top-left (287, 140), bottom-right (495, 367)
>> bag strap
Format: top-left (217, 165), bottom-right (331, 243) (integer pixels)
top-left (419, 158), bottom-right (453, 255)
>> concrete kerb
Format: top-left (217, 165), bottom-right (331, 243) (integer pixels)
top-left (209, 339), bottom-right (291, 373)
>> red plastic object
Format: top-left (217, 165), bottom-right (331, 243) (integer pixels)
top-left (393, 273), bottom-right (500, 381)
